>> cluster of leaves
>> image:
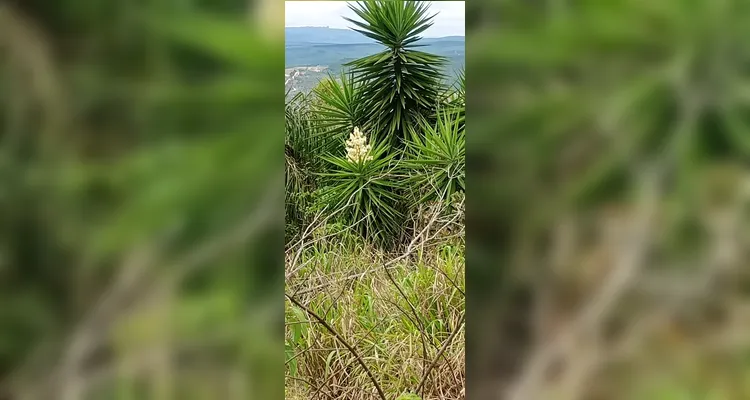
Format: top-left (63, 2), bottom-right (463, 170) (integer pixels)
top-left (284, 1), bottom-right (466, 249)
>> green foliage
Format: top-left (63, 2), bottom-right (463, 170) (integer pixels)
top-left (313, 69), bottom-right (369, 137)
top-left (285, 237), bottom-right (465, 399)
top-left (149, 13), bottom-right (280, 72)
top-left (466, 1), bottom-right (750, 399)
top-left (285, 304), bottom-right (309, 378)
top-left (320, 139), bottom-right (406, 246)
top-left (286, 90), bottom-right (329, 228)
top-left (404, 107), bottom-right (465, 205)
top-left (284, 4), bottom-right (465, 397)
top-left (1, 1), bottom-right (283, 398)
top-left (284, 1), bottom-right (466, 250)
top-left (442, 67), bottom-right (465, 128)
top-left (344, 1), bottom-right (448, 147)
top-left (490, 0), bottom-right (750, 214)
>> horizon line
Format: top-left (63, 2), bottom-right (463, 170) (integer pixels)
top-left (285, 25), bottom-right (465, 38)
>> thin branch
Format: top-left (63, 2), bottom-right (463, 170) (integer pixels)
top-left (285, 292), bottom-right (388, 400)
top-left (417, 312), bottom-right (465, 395)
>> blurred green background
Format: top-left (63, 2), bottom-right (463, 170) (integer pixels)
top-left (0, 0), bottom-right (283, 399)
top-left (5, 0), bottom-right (750, 399)
top-left (468, 0), bottom-right (750, 399)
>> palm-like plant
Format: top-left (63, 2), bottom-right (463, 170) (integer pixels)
top-left (286, 90), bottom-right (331, 228)
top-left (320, 136), bottom-right (406, 246)
top-left (313, 70), bottom-right (369, 137)
top-left (404, 106), bottom-right (465, 206)
top-left (440, 67), bottom-right (465, 129)
top-left (344, 1), bottom-right (448, 148)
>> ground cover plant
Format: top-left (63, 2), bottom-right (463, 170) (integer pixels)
top-left (284, 2), bottom-right (466, 399)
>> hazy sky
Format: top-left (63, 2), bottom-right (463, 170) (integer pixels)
top-left (285, 1), bottom-right (465, 37)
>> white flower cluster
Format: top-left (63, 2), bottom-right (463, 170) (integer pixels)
top-left (345, 127), bottom-right (373, 163)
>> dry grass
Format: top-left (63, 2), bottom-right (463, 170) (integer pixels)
top-left (285, 217), bottom-right (465, 400)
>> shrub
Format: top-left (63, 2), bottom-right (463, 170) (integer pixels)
top-left (285, 89), bottom-right (338, 231)
top-left (319, 128), bottom-right (407, 246)
top-left (403, 106), bottom-right (465, 206)
top-left (313, 70), bottom-right (369, 141)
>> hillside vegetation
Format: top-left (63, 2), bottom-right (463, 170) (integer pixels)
top-left (285, 2), bottom-right (465, 399)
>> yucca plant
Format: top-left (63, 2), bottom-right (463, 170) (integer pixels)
top-left (319, 129), bottom-right (406, 246)
top-left (442, 67), bottom-right (465, 129)
top-left (285, 90), bottom-right (336, 174)
top-left (404, 106), bottom-right (465, 206)
top-left (313, 69), bottom-right (369, 139)
top-left (344, 1), bottom-right (448, 148)
top-left (286, 90), bottom-right (329, 230)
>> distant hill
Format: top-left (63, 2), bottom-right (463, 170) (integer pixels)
top-left (285, 27), bottom-right (464, 45)
top-left (285, 26), bottom-right (464, 81)
top-left (285, 27), bottom-right (376, 45)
